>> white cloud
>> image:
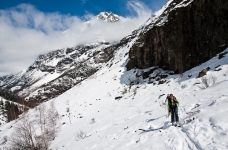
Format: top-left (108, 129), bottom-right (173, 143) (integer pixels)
top-left (0, 1), bottom-right (152, 76)
top-left (81, 0), bottom-right (88, 5)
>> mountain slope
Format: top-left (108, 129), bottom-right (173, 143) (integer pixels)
top-left (48, 48), bottom-right (228, 150)
top-left (0, 42), bottom-right (114, 102)
top-left (0, 43), bottom-right (227, 149)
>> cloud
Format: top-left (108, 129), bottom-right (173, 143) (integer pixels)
top-left (0, 1), bottom-right (152, 76)
top-left (81, 0), bottom-right (88, 5)
top-left (127, 0), bottom-right (152, 17)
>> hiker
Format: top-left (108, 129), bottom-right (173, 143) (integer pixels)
top-left (167, 94), bottom-right (179, 126)
top-left (165, 94), bottom-right (171, 117)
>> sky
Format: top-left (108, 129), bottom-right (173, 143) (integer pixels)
top-left (0, 0), bottom-right (167, 77)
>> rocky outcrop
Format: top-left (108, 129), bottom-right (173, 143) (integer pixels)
top-left (126, 0), bottom-right (228, 73)
top-left (198, 67), bottom-right (210, 78)
top-left (39, 65), bottom-right (55, 73)
top-left (94, 46), bottom-right (115, 63)
top-left (56, 57), bottom-right (74, 73)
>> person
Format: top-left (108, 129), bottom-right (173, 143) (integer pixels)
top-left (167, 94), bottom-right (179, 126)
top-left (165, 94), bottom-right (171, 117)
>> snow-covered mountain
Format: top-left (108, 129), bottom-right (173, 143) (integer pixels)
top-left (0, 42), bottom-right (115, 102)
top-left (97, 12), bottom-right (121, 22)
top-left (0, 0), bottom-right (227, 149)
top-left (0, 12), bottom-right (122, 103)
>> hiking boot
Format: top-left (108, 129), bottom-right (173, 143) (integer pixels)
top-left (176, 122), bottom-right (181, 127)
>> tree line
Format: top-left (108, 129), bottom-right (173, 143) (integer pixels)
top-left (0, 87), bottom-right (29, 122)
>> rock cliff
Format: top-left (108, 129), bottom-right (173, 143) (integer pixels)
top-left (126, 0), bottom-right (228, 73)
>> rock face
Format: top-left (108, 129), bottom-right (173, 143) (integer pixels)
top-left (126, 0), bottom-right (228, 73)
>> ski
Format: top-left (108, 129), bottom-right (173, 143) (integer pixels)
top-left (177, 124), bottom-right (182, 127)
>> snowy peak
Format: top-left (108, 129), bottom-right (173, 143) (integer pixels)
top-left (97, 12), bottom-right (121, 22)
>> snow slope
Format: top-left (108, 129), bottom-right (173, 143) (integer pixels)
top-left (0, 41), bottom-right (227, 149)
top-left (49, 48), bottom-right (228, 150)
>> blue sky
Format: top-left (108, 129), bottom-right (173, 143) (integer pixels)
top-left (0, 0), bottom-right (166, 17)
top-left (0, 0), bottom-right (167, 76)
